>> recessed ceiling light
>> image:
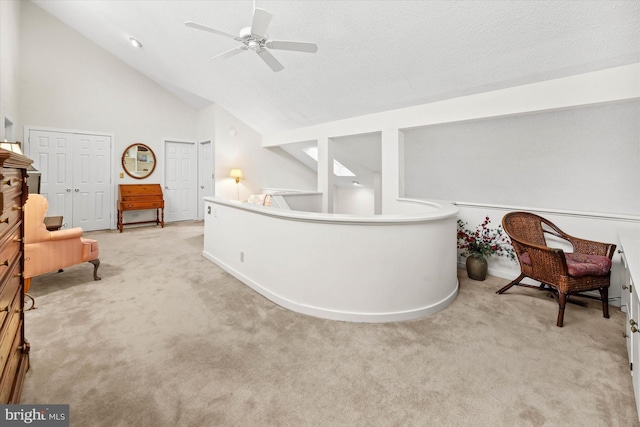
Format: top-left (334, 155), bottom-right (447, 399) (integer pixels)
top-left (129, 37), bottom-right (142, 48)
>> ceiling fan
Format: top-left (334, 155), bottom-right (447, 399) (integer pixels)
top-left (185, 1), bottom-right (318, 72)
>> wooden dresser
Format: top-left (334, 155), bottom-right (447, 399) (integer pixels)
top-left (117, 184), bottom-right (164, 233)
top-left (0, 148), bottom-right (32, 403)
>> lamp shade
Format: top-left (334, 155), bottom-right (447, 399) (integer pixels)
top-left (229, 168), bottom-right (243, 183)
top-left (0, 142), bottom-right (23, 155)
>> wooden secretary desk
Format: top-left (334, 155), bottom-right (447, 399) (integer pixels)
top-left (117, 184), bottom-right (164, 233)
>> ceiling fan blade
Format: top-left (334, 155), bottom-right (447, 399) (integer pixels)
top-left (212, 46), bottom-right (246, 61)
top-left (266, 40), bottom-right (318, 53)
top-left (184, 21), bottom-right (237, 40)
top-left (251, 8), bottom-right (273, 38)
top-left (257, 49), bottom-right (284, 72)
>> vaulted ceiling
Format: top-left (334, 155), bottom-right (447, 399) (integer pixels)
top-left (32, 0), bottom-right (639, 136)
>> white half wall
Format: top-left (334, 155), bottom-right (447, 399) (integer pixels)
top-left (204, 196), bottom-right (459, 322)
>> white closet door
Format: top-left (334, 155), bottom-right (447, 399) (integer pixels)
top-left (165, 140), bottom-right (197, 222)
top-left (73, 134), bottom-right (111, 231)
top-left (28, 130), bottom-right (74, 220)
top-left (28, 129), bottom-right (112, 231)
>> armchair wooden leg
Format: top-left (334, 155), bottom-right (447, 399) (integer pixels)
top-left (599, 287), bottom-right (610, 319)
top-left (496, 273), bottom-right (526, 294)
top-left (557, 292), bottom-right (567, 327)
top-left (89, 259), bottom-right (101, 281)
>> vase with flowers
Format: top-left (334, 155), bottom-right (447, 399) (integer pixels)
top-left (457, 216), bottom-right (516, 281)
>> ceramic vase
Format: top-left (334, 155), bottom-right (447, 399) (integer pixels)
top-left (466, 255), bottom-right (488, 281)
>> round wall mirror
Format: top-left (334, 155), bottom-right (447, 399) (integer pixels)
top-left (122, 143), bottom-right (156, 179)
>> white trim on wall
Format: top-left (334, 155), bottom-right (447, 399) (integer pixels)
top-left (455, 201), bottom-right (640, 223)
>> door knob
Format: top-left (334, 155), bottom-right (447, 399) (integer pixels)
top-left (66, 188), bottom-right (71, 192)
top-left (75, 189), bottom-right (80, 192)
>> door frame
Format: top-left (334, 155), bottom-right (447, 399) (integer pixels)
top-left (24, 125), bottom-right (117, 230)
top-left (197, 139), bottom-right (214, 220)
top-left (163, 138), bottom-right (198, 223)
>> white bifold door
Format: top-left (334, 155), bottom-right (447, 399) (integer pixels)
top-left (27, 129), bottom-right (112, 231)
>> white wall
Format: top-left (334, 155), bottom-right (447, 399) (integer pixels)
top-left (17, 1), bottom-right (198, 187)
top-left (212, 104), bottom-right (316, 201)
top-left (404, 99), bottom-right (640, 215)
top-left (9, 1), bottom-right (316, 230)
top-left (0, 0), bottom-right (21, 141)
top-left (262, 64), bottom-right (640, 307)
top-left (334, 187), bottom-right (375, 215)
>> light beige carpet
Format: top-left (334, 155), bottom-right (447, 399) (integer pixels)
top-left (20, 222), bottom-right (639, 426)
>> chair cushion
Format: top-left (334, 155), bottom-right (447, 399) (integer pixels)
top-left (519, 252), bottom-right (611, 277)
top-left (565, 253), bottom-right (612, 277)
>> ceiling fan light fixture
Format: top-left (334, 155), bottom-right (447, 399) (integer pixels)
top-left (129, 37), bottom-right (143, 48)
top-left (248, 40), bottom-right (261, 51)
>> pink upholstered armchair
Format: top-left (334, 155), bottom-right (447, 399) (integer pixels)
top-left (24, 194), bottom-right (100, 292)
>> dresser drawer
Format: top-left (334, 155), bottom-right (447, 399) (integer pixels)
top-left (0, 170), bottom-right (23, 194)
top-left (0, 227), bottom-right (20, 286)
top-left (0, 258), bottom-right (20, 325)
top-left (0, 194), bottom-right (23, 243)
top-left (0, 320), bottom-right (24, 404)
top-left (0, 170), bottom-right (24, 212)
top-left (121, 200), bottom-right (164, 210)
top-left (0, 285), bottom-right (21, 381)
top-left (0, 169), bottom-right (23, 182)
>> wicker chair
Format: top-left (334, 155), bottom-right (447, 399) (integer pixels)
top-left (497, 211), bottom-right (616, 327)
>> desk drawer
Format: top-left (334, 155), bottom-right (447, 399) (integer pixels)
top-left (121, 201), bottom-right (163, 210)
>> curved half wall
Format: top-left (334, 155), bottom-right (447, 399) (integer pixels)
top-left (203, 197), bottom-right (459, 322)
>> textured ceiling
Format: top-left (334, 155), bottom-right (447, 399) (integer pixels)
top-left (32, 0), bottom-right (640, 135)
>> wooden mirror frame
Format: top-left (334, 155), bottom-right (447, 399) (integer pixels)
top-left (122, 143), bottom-right (156, 179)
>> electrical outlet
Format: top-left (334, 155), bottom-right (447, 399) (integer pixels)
top-left (240, 252), bottom-right (244, 262)
top-left (207, 206), bottom-right (211, 215)
top-left (119, 172), bottom-right (124, 178)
